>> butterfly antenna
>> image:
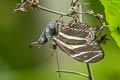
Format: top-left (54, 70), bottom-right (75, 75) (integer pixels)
top-left (55, 51), bottom-right (61, 78)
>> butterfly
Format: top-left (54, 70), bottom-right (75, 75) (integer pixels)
top-left (29, 20), bottom-right (104, 63)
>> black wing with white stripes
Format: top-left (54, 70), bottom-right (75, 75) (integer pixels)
top-left (54, 22), bottom-right (104, 63)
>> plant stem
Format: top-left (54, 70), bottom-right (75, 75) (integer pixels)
top-left (56, 70), bottom-right (88, 78)
top-left (79, 3), bottom-right (94, 80)
top-left (78, 4), bottom-right (83, 22)
top-left (86, 63), bottom-right (94, 80)
top-left (37, 4), bottom-right (68, 16)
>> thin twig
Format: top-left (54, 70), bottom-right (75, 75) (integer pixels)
top-left (37, 4), bottom-right (85, 17)
top-left (37, 4), bottom-right (68, 16)
top-left (78, 4), bottom-right (83, 23)
top-left (55, 51), bottom-right (61, 78)
top-left (79, 4), bottom-right (94, 80)
top-left (85, 10), bottom-right (107, 39)
top-left (56, 70), bottom-right (88, 78)
top-left (86, 63), bottom-right (94, 80)
top-left (15, 0), bottom-right (89, 17)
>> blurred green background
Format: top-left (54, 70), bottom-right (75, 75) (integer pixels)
top-left (0, 0), bottom-right (120, 80)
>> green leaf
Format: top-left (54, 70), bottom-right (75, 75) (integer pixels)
top-left (100, 0), bottom-right (120, 47)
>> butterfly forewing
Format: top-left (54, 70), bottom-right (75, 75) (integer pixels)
top-left (54, 23), bottom-right (104, 63)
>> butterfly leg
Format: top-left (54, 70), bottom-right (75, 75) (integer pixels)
top-left (49, 43), bottom-right (57, 56)
top-left (49, 42), bottom-right (61, 78)
top-left (55, 51), bottom-right (61, 78)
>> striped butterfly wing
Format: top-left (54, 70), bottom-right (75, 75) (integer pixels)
top-left (54, 23), bottom-right (104, 63)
